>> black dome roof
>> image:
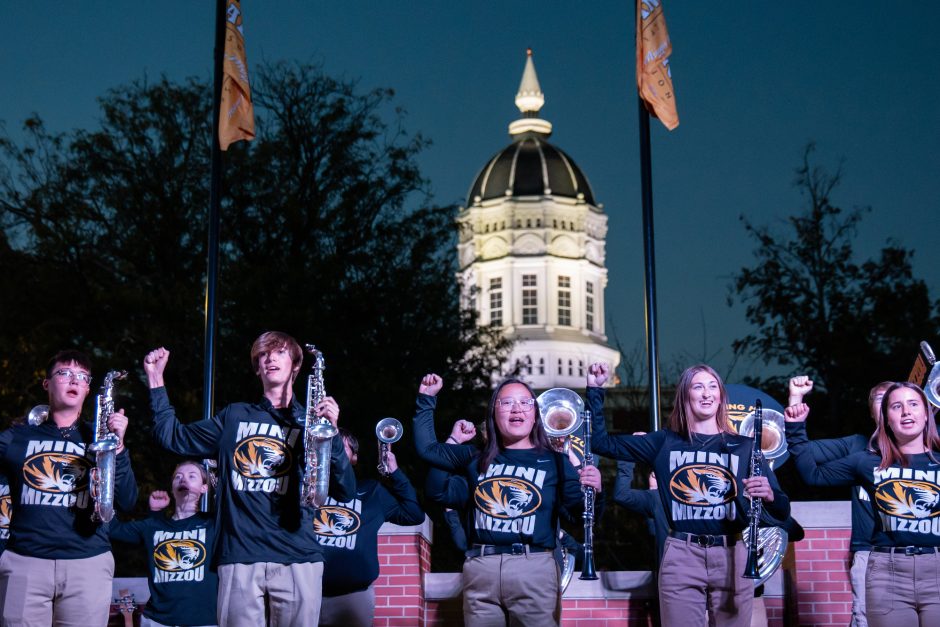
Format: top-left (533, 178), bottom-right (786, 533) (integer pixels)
top-left (467, 135), bottom-right (595, 206)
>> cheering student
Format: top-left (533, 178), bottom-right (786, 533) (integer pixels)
top-left (588, 363), bottom-right (790, 627)
top-left (413, 373), bottom-right (601, 626)
top-left (316, 427), bottom-right (424, 627)
top-left (110, 461), bottom-right (218, 627)
top-left (0, 349), bottom-right (137, 626)
top-left (787, 381), bottom-right (940, 627)
top-left (785, 375), bottom-right (892, 627)
top-left (143, 332), bottom-right (355, 627)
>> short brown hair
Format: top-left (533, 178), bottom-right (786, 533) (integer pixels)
top-left (45, 350), bottom-right (92, 379)
top-left (249, 331), bottom-right (303, 374)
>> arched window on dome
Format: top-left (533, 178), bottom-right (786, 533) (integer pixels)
top-left (538, 358), bottom-right (545, 375)
top-left (485, 224), bottom-right (490, 233)
top-left (578, 360), bottom-right (584, 377)
top-left (524, 356), bottom-right (533, 376)
top-left (567, 359), bottom-right (573, 376)
top-left (557, 358), bottom-right (563, 376)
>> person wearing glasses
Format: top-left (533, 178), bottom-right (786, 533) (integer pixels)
top-left (0, 349), bottom-right (138, 626)
top-left (412, 373), bottom-right (602, 627)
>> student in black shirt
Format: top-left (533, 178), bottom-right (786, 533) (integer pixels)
top-left (787, 381), bottom-right (940, 627)
top-left (317, 428), bottom-right (424, 626)
top-left (110, 460), bottom-right (218, 627)
top-left (589, 363), bottom-right (789, 627)
top-left (413, 373), bottom-right (601, 627)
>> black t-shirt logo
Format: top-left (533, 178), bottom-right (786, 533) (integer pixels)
top-left (233, 436), bottom-right (292, 479)
top-left (474, 478), bottom-right (541, 519)
top-left (313, 506), bottom-right (361, 536)
top-left (875, 480), bottom-right (940, 519)
top-left (154, 539), bottom-right (207, 572)
top-left (669, 464), bottom-right (735, 506)
top-left (23, 453), bottom-right (89, 493)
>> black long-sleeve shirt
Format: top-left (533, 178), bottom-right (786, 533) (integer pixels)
top-left (588, 387), bottom-right (790, 535)
top-left (784, 423), bottom-right (874, 551)
top-left (788, 422), bottom-right (940, 547)
top-left (0, 421), bottom-right (137, 558)
top-left (413, 393), bottom-right (585, 549)
top-left (614, 461), bottom-right (668, 568)
top-left (316, 470), bottom-right (424, 596)
top-left (150, 387), bottom-right (355, 565)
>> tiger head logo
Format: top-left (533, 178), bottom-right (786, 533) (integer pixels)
top-left (474, 478), bottom-right (540, 519)
top-left (233, 436), bottom-right (291, 478)
top-left (669, 464), bottom-right (735, 506)
top-left (313, 506), bottom-right (361, 536)
top-left (23, 453), bottom-right (89, 493)
top-left (154, 539), bottom-right (207, 572)
top-left (875, 480), bottom-right (940, 520)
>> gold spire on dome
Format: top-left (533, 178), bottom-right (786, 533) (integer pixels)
top-left (509, 49), bottom-right (553, 137)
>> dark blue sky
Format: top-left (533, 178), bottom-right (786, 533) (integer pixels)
top-left (2, 2), bottom-right (938, 382)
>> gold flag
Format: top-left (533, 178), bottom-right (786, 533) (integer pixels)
top-left (219, 0), bottom-right (255, 150)
top-left (636, 0), bottom-right (679, 130)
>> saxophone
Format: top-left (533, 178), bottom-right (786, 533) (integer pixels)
top-left (300, 345), bottom-right (338, 507)
top-left (87, 370), bottom-right (127, 522)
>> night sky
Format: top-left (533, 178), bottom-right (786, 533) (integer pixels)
top-left (2, 2), bottom-right (938, 384)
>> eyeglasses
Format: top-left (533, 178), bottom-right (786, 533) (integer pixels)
top-left (496, 397), bottom-right (536, 410)
top-left (51, 369), bottom-right (92, 386)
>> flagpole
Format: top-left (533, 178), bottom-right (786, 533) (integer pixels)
top-left (201, 0), bottom-right (227, 511)
top-left (637, 101), bottom-right (662, 431)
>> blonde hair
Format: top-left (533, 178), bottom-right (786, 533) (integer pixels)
top-left (667, 364), bottom-right (733, 438)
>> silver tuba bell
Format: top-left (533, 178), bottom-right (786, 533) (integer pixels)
top-left (27, 405), bottom-right (49, 425)
top-left (536, 388), bottom-right (584, 455)
top-left (737, 404), bottom-right (789, 587)
top-left (375, 417), bottom-right (403, 476)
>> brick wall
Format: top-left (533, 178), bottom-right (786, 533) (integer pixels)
top-left (789, 501), bottom-right (854, 626)
top-left (374, 519), bottom-right (433, 626)
top-left (111, 501), bottom-right (854, 625)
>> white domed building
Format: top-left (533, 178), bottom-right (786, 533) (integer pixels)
top-left (457, 50), bottom-right (620, 389)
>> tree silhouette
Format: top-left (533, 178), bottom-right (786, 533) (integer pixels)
top-left (0, 63), bottom-right (511, 572)
top-left (729, 144), bottom-right (939, 437)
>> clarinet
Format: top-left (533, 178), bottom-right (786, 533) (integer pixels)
top-left (743, 399), bottom-right (763, 579)
top-left (579, 408), bottom-right (598, 580)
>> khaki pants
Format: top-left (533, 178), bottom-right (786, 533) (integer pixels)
top-left (658, 536), bottom-right (752, 627)
top-left (0, 550), bottom-right (114, 627)
top-left (462, 551), bottom-right (559, 627)
top-left (850, 550), bottom-right (870, 627)
top-left (318, 586), bottom-right (374, 627)
top-left (866, 550), bottom-right (940, 627)
top-left (217, 561), bottom-right (323, 627)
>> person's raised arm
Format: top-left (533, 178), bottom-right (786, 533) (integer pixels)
top-left (145, 347), bottom-right (223, 457)
top-left (412, 374), bottom-right (476, 471)
top-left (377, 451), bottom-right (425, 526)
top-left (586, 363), bottom-right (659, 463)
